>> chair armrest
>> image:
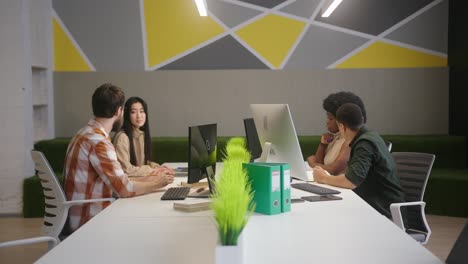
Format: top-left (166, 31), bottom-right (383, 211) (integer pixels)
top-left (0, 236), bottom-right (58, 249)
top-left (63, 197), bottom-right (115, 207)
top-left (390, 201), bottom-right (431, 244)
top-left (390, 201), bottom-right (426, 230)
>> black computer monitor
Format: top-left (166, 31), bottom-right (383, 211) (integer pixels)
top-left (187, 123), bottom-right (217, 185)
top-left (243, 118), bottom-right (262, 161)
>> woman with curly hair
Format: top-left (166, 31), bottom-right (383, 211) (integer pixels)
top-left (307, 91), bottom-right (367, 175)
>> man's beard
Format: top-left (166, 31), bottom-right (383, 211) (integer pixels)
top-left (111, 118), bottom-right (122, 132)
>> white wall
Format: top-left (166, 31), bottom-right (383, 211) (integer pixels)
top-left (54, 68), bottom-right (449, 138)
top-left (0, 0), bottom-right (34, 214)
top-left (31, 0), bottom-right (54, 141)
top-left (0, 0), bottom-right (52, 215)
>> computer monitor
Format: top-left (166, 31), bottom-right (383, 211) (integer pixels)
top-left (250, 104), bottom-right (312, 181)
top-left (243, 118), bottom-right (262, 161)
top-left (187, 123), bottom-right (217, 185)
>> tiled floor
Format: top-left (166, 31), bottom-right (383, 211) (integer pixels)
top-left (0, 215), bottom-right (466, 263)
top-left (424, 215), bottom-right (467, 261)
top-left (0, 217), bottom-right (49, 263)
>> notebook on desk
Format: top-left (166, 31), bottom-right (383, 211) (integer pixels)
top-left (173, 200), bottom-right (211, 212)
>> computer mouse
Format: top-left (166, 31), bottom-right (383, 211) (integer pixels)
top-left (196, 187), bottom-right (205, 193)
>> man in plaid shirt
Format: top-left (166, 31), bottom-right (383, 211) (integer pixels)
top-left (63, 83), bottom-right (174, 232)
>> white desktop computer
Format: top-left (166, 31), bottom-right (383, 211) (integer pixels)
top-left (250, 104), bottom-right (313, 182)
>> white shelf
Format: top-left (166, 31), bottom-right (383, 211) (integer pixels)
top-left (30, 0), bottom-right (51, 68)
top-left (30, 0), bottom-right (53, 141)
top-left (33, 105), bottom-right (49, 141)
top-left (32, 68), bottom-right (48, 106)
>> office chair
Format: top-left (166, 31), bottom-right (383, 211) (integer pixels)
top-left (446, 221), bottom-right (468, 264)
top-left (0, 236), bottom-right (58, 250)
top-left (390, 152), bottom-right (435, 244)
top-left (7, 151), bottom-right (115, 249)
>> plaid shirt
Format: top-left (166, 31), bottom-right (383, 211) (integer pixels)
top-left (64, 119), bottom-right (135, 231)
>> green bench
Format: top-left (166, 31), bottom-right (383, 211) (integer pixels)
top-left (24, 135), bottom-right (468, 218)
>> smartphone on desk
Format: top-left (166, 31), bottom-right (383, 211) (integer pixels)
top-left (291, 198), bottom-right (305, 203)
top-left (301, 195), bottom-right (342, 202)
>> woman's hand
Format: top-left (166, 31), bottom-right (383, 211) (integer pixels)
top-left (320, 133), bottom-right (335, 145)
top-left (151, 166), bottom-right (175, 177)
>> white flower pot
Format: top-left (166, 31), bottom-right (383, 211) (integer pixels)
top-left (215, 233), bottom-right (244, 264)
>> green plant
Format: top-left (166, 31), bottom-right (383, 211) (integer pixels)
top-left (224, 145), bottom-right (250, 162)
top-left (223, 137), bottom-right (251, 162)
top-left (225, 137), bottom-right (246, 148)
top-left (211, 138), bottom-right (255, 245)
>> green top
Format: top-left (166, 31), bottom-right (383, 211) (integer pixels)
top-left (345, 127), bottom-right (405, 218)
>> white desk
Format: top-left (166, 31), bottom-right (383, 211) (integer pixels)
top-left (36, 164), bottom-right (443, 264)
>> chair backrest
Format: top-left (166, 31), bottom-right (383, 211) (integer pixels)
top-left (392, 152), bottom-right (435, 231)
top-left (392, 152), bottom-right (435, 202)
top-left (446, 221), bottom-right (468, 264)
top-left (31, 150), bottom-right (69, 240)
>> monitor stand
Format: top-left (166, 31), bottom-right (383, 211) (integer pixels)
top-left (187, 166), bottom-right (215, 198)
top-left (255, 142), bottom-right (272, 162)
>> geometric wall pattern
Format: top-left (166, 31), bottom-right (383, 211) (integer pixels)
top-left (53, 15), bottom-right (93, 72)
top-left (385, 0), bottom-right (448, 53)
top-left (335, 41), bottom-right (447, 69)
top-left (53, 0), bottom-right (144, 71)
top-left (52, 0), bottom-right (448, 71)
top-left (143, 0), bottom-right (225, 69)
top-left (236, 14), bottom-right (306, 68)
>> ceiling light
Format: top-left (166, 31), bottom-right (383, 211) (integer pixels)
top-left (195, 0), bottom-right (207, 16)
top-left (322, 0), bottom-right (343, 18)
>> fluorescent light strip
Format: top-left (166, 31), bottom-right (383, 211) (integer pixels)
top-left (322, 0), bottom-right (343, 17)
top-left (195, 0), bottom-right (207, 16)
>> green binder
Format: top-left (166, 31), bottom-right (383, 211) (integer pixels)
top-left (255, 163), bottom-right (291, 213)
top-left (279, 163), bottom-right (291, 212)
top-left (243, 163), bottom-right (282, 215)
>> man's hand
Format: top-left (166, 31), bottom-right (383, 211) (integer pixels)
top-left (146, 167), bottom-right (175, 189)
top-left (313, 166), bottom-right (330, 184)
top-left (313, 167), bottom-right (356, 189)
top-left (131, 173), bottom-right (175, 195)
top-left (154, 173), bottom-right (174, 187)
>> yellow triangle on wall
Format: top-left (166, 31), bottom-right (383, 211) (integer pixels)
top-left (143, 0), bottom-right (225, 68)
top-left (235, 14), bottom-right (306, 69)
top-left (336, 41), bottom-right (447, 69)
top-left (53, 17), bottom-right (92, 72)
